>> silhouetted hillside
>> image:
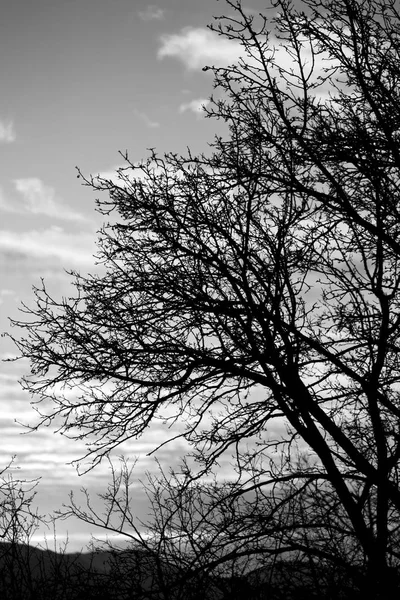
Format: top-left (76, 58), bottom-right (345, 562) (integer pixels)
top-left (0, 542), bottom-right (390, 599)
top-left (0, 541), bottom-right (224, 600)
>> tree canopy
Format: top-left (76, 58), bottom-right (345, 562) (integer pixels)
top-left (8, 0), bottom-right (400, 597)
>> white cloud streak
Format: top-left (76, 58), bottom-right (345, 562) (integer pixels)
top-left (0, 226), bottom-right (97, 267)
top-left (0, 178), bottom-right (88, 222)
top-left (0, 119), bottom-right (16, 143)
top-left (14, 178), bottom-right (88, 221)
top-left (158, 27), bottom-right (243, 70)
top-left (179, 98), bottom-right (210, 117)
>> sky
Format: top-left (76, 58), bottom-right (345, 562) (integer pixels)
top-left (0, 0), bottom-right (276, 552)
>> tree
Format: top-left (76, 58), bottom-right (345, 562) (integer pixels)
top-left (62, 456), bottom-right (359, 599)
top-left (60, 457), bottom-right (234, 600)
top-left (7, 0), bottom-right (400, 596)
top-left (0, 458), bottom-right (47, 599)
top-left (0, 459), bottom-right (42, 547)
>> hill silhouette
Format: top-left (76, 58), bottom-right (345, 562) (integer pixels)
top-left (0, 541), bottom-right (225, 599)
top-left (0, 541), bottom-right (380, 599)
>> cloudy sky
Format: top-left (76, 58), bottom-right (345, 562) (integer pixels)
top-left (0, 0), bottom-right (272, 551)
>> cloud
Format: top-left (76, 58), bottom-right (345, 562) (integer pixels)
top-left (138, 5), bottom-right (165, 21)
top-left (179, 98), bottom-right (210, 117)
top-left (158, 24), bottom-right (338, 102)
top-left (0, 178), bottom-right (88, 222)
top-left (158, 27), bottom-right (243, 70)
top-left (0, 119), bottom-right (16, 143)
top-left (95, 165), bottom-right (126, 185)
top-left (0, 226), bottom-right (97, 267)
top-left (94, 163), bottom-right (144, 188)
top-left (95, 160), bottom-right (161, 187)
top-left (133, 108), bottom-right (160, 129)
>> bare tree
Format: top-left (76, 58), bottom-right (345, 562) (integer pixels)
top-left (7, 0), bottom-right (400, 596)
top-left (0, 458), bottom-right (46, 599)
top-left (61, 455), bottom-right (365, 599)
top-left (0, 459), bottom-right (41, 546)
top-left (59, 457), bottom-right (226, 600)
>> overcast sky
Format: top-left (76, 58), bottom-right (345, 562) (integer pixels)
top-left (0, 0), bottom-right (273, 551)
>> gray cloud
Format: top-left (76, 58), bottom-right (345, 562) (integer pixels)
top-left (138, 5), bottom-right (165, 22)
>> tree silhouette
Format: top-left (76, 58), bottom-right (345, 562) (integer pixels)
top-left (8, 0), bottom-right (400, 597)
